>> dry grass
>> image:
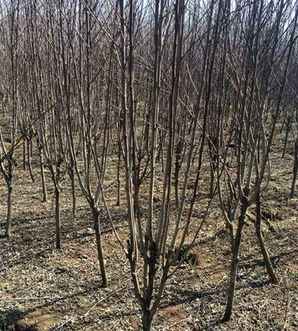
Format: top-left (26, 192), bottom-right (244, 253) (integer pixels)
top-left (0, 140), bottom-right (297, 330)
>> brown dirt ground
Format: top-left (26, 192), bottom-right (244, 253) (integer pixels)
top-left (0, 138), bottom-right (297, 331)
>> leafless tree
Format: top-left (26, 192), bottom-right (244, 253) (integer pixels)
top-left (0, 0), bottom-right (21, 238)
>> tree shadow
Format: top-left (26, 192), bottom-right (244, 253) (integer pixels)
top-left (239, 248), bottom-right (297, 270)
top-left (24, 281), bottom-right (106, 314)
top-left (158, 275), bottom-right (273, 329)
top-left (0, 308), bottom-right (34, 331)
top-left (0, 280), bottom-right (108, 330)
top-left (0, 207), bottom-right (128, 273)
top-left (161, 285), bottom-right (225, 309)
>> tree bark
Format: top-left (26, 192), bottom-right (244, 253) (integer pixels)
top-left (222, 195), bottom-right (248, 322)
top-left (23, 140), bottom-right (26, 170)
top-left (281, 116), bottom-right (291, 158)
top-left (116, 140), bottom-right (121, 206)
top-left (55, 187), bottom-right (61, 249)
top-left (290, 139), bottom-right (298, 198)
top-left (92, 208), bottom-right (107, 287)
top-left (142, 309), bottom-right (153, 331)
top-left (255, 189), bottom-right (278, 283)
top-left (134, 181), bottom-right (141, 218)
top-left (69, 166), bottom-right (76, 220)
top-left (27, 139), bottom-right (35, 182)
top-left (174, 140), bottom-right (182, 209)
top-left (5, 184), bottom-right (12, 238)
top-left (39, 147), bottom-right (47, 202)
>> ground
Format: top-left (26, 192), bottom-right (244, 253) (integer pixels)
top-left (0, 140), bottom-right (297, 330)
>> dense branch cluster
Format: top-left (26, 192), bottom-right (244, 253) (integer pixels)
top-left (0, 0), bottom-right (297, 329)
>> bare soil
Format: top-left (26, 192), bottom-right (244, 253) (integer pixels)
top-left (0, 142), bottom-right (297, 330)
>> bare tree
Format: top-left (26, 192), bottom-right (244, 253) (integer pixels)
top-left (0, 0), bottom-right (21, 238)
top-left (219, 0), bottom-right (298, 321)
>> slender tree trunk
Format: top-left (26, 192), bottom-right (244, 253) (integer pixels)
top-left (27, 139), bottom-right (35, 182)
top-left (30, 139), bottom-right (33, 158)
top-left (116, 140), bottom-right (121, 206)
top-left (134, 181), bottom-right (141, 217)
top-left (281, 117), bottom-right (291, 158)
top-left (23, 140), bottom-right (26, 170)
top-left (174, 170), bottom-right (179, 209)
top-left (55, 187), bottom-right (61, 249)
top-left (92, 208), bottom-right (107, 287)
top-left (255, 189), bottom-right (278, 283)
top-left (209, 163), bottom-right (215, 197)
top-left (69, 166), bottom-right (76, 220)
top-left (223, 196), bottom-right (248, 322)
top-left (174, 141), bottom-right (182, 209)
top-left (226, 211), bottom-right (235, 251)
top-left (209, 138), bottom-right (217, 196)
top-left (290, 139), bottom-right (298, 198)
top-left (39, 147), bottom-right (47, 202)
top-left (5, 183), bottom-right (13, 238)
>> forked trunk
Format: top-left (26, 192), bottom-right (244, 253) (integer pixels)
top-left (140, 240), bottom-right (159, 331)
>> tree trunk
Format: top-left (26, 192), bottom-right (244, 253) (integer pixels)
top-left (27, 139), bottom-right (35, 182)
top-left (281, 117), bottom-right (291, 158)
top-left (5, 184), bottom-right (12, 238)
top-left (290, 139), bottom-right (298, 198)
top-left (209, 164), bottom-right (215, 197)
top-left (134, 181), bottom-right (141, 217)
top-left (174, 140), bottom-right (182, 209)
top-left (222, 196), bottom-right (248, 322)
top-left (225, 214), bottom-right (234, 252)
top-left (55, 187), bottom-right (61, 249)
top-left (116, 141), bottom-right (121, 206)
top-left (255, 190), bottom-right (278, 284)
top-left (142, 309), bottom-right (153, 331)
top-left (92, 208), bottom-right (107, 287)
top-left (69, 166), bottom-right (76, 220)
top-left (39, 147), bottom-right (47, 202)
top-left (23, 140), bottom-right (26, 170)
